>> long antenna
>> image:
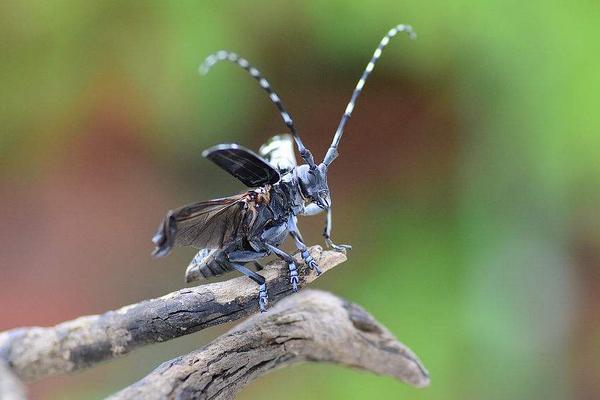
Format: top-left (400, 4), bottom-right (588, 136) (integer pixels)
top-left (323, 24), bottom-right (416, 166)
top-left (200, 51), bottom-right (316, 168)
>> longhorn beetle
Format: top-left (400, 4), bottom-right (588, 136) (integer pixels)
top-left (152, 24), bottom-right (416, 311)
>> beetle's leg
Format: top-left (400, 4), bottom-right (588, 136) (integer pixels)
top-left (286, 217), bottom-right (322, 275)
top-left (302, 203), bottom-right (351, 251)
top-left (290, 232), bottom-right (321, 275)
top-left (301, 202), bottom-right (324, 216)
top-left (323, 207), bottom-right (352, 252)
top-left (227, 251), bottom-right (269, 312)
top-left (265, 243), bottom-right (302, 290)
top-left (228, 250), bottom-right (268, 262)
top-left (228, 263), bottom-right (268, 312)
top-left (288, 262), bottom-right (299, 292)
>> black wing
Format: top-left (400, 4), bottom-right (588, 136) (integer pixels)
top-left (152, 194), bottom-right (247, 257)
top-left (202, 144), bottom-right (280, 187)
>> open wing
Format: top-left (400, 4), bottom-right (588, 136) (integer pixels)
top-left (152, 194), bottom-right (246, 257)
top-left (202, 144), bottom-right (280, 187)
top-left (259, 134), bottom-right (297, 173)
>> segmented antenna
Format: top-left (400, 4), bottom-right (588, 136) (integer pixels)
top-left (200, 51), bottom-right (316, 168)
top-left (323, 24), bottom-right (416, 166)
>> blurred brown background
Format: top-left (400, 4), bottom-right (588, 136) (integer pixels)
top-left (1, 1), bottom-right (599, 399)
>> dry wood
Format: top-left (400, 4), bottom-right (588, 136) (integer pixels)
top-left (0, 361), bottom-right (26, 400)
top-left (0, 246), bottom-right (345, 382)
top-left (109, 290), bottom-right (430, 400)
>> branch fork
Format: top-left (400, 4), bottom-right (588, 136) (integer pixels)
top-left (0, 247), bottom-right (429, 399)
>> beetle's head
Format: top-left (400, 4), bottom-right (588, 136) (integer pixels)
top-left (297, 163), bottom-right (331, 209)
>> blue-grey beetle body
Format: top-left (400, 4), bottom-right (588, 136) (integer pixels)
top-left (153, 25), bottom-right (415, 311)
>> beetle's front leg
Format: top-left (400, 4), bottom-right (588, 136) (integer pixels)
top-left (301, 202), bottom-right (323, 216)
top-left (288, 216), bottom-right (322, 275)
top-left (323, 207), bottom-right (352, 252)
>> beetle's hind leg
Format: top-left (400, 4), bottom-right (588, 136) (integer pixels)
top-left (227, 250), bottom-right (269, 312)
top-left (229, 263), bottom-right (268, 312)
top-left (289, 263), bottom-right (299, 292)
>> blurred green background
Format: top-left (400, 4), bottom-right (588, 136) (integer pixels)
top-left (1, 1), bottom-right (599, 399)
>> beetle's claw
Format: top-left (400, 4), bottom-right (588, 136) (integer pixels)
top-left (288, 263), bottom-right (299, 291)
top-left (301, 249), bottom-right (321, 275)
top-left (308, 259), bottom-right (322, 275)
top-left (326, 238), bottom-right (352, 252)
top-left (290, 275), bottom-right (299, 292)
top-left (258, 284), bottom-right (268, 312)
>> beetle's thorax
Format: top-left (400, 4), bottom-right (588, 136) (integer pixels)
top-left (269, 170), bottom-right (304, 216)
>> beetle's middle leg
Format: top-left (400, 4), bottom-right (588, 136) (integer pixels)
top-left (260, 223), bottom-right (302, 291)
top-left (264, 243), bottom-right (302, 291)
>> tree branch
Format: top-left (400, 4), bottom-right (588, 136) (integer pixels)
top-left (109, 290), bottom-right (430, 400)
top-left (0, 246), bottom-right (345, 382)
top-left (0, 361), bottom-right (26, 400)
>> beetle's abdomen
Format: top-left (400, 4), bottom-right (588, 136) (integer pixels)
top-left (185, 248), bottom-right (232, 283)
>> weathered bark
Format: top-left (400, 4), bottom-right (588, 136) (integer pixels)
top-left (0, 246), bottom-right (345, 382)
top-left (109, 290), bottom-right (430, 400)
